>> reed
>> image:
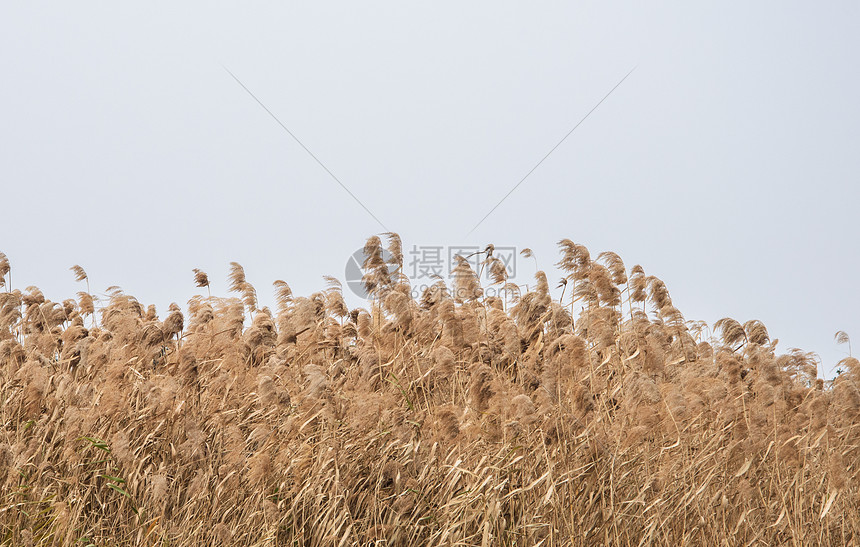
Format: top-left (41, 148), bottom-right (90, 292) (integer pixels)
top-left (0, 234), bottom-right (856, 545)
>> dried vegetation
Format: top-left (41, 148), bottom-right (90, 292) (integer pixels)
top-left (0, 238), bottom-right (857, 545)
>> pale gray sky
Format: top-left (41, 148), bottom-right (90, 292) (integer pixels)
top-left (2, 3), bottom-right (857, 376)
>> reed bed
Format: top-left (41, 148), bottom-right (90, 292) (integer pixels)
top-left (0, 235), bottom-right (857, 546)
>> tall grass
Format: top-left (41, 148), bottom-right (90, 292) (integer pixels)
top-left (0, 235), bottom-right (857, 545)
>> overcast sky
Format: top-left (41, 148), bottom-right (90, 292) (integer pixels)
top-left (2, 2), bottom-right (857, 377)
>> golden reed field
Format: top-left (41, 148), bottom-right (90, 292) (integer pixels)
top-left (0, 234), bottom-right (857, 546)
